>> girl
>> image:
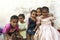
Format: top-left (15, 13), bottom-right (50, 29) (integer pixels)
top-left (34, 6), bottom-right (60, 40)
top-left (33, 7), bottom-right (42, 31)
top-left (18, 14), bottom-right (27, 40)
top-left (27, 10), bottom-right (37, 40)
top-left (36, 7), bottom-right (42, 16)
top-left (3, 15), bottom-right (22, 40)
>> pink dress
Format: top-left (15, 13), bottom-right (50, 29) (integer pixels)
top-left (34, 16), bottom-right (60, 40)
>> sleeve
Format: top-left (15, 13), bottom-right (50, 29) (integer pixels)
top-left (16, 25), bottom-right (19, 31)
top-left (3, 24), bottom-right (10, 33)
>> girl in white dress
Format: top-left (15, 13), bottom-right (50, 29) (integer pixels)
top-left (34, 6), bottom-right (60, 40)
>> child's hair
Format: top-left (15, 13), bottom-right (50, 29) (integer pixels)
top-left (18, 14), bottom-right (25, 19)
top-left (10, 15), bottom-right (18, 21)
top-left (31, 10), bottom-right (37, 14)
top-left (42, 6), bottom-right (49, 13)
top-left (36, 7), bottom-right (42, 12)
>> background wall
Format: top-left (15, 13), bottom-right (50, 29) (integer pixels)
top-left (0, 0), bottom-right (60, 29)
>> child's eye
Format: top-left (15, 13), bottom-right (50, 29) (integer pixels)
top-left (33, 14), bottom-right (36, 15)
top-left (13, 21), bottom-right (18, 23)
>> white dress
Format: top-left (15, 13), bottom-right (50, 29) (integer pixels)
top-left (34, 17), bottom-right (60, 40)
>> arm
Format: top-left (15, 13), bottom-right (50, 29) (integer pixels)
top-left (33, 24), bottom-right (41, 31)
top-left (33, 20), bottom-right (41, 31)
top-left (19, 29), bottom-right (26, 31)
top-left (22, 23), bottom-right (28, 31)
top-left (4, 33), bottom-right (11, 40)
top-left (3, 24), bottom-right (10, 34)
top-left (18, 26), bottom-right (26, 31)
top-left (51, 20), bottom-right (54, 26)
top-left (50, 17), bottom-right (55, 26)
top-left (20, 23), bottom-right (28, 31)
top-left (3, 24), bottom-right (11, 39)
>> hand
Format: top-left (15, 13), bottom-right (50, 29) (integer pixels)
top-left (20, 29), bottom-right (26, 31)
top-left (10, 29), bottom-right (15, 32)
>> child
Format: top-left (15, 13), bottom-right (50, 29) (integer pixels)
top-left (27, 10), bottom-right (37, 40)
top-left (35, 7), bottom-right (42, 31)
top-left (36, 7), bottom-right (42, 16)
top-left (3, 15), bottom-right (22, 40)
top-left (34, 6), bottom-right (60, 40)
top-left (18, 14), bottom-right (27, 40)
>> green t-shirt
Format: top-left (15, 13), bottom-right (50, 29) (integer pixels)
top-left (18, 22), bottom-right (27, 38)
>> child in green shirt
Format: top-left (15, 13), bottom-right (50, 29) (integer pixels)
top-left (18, 14), bottom-right (27, 40)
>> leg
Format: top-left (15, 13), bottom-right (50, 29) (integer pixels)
top-left (31, 35), bottom-right (34, 40)
top-left (26, 34), bottom-right (31, 40)
top-left (23, 38), bottom-right (26, 40)
top-left (4, 34), bottom-right (11, 40)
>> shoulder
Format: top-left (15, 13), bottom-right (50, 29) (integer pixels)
top-left (28, 18), bottom-right (32, 21)
top-left (3, 23), bottom-right (10, 33)
top-left (5, 23), bottom-right (10, 28)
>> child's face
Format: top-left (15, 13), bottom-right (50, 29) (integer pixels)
top-left (10, 19), bottom-right (18, 27)
top-left (37, 9), bottom-right (41, 16)
top-left (42, 9), bottom-right (48, 16)
top-left (31, 12), bottom-right (36, 18)
top-left (18, 16), bottom-right (24, 22)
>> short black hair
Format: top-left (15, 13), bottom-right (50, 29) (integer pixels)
top-left (42, 6), bottom-right (49, 13)
top-left (10, 15), bottom-right (18, 21)
top-left (18, 14), bottom-right (25, 19)
top-left (31, 10), bottom-right (37, 14)
top-left (37, 7), bottom-right (42, 11)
